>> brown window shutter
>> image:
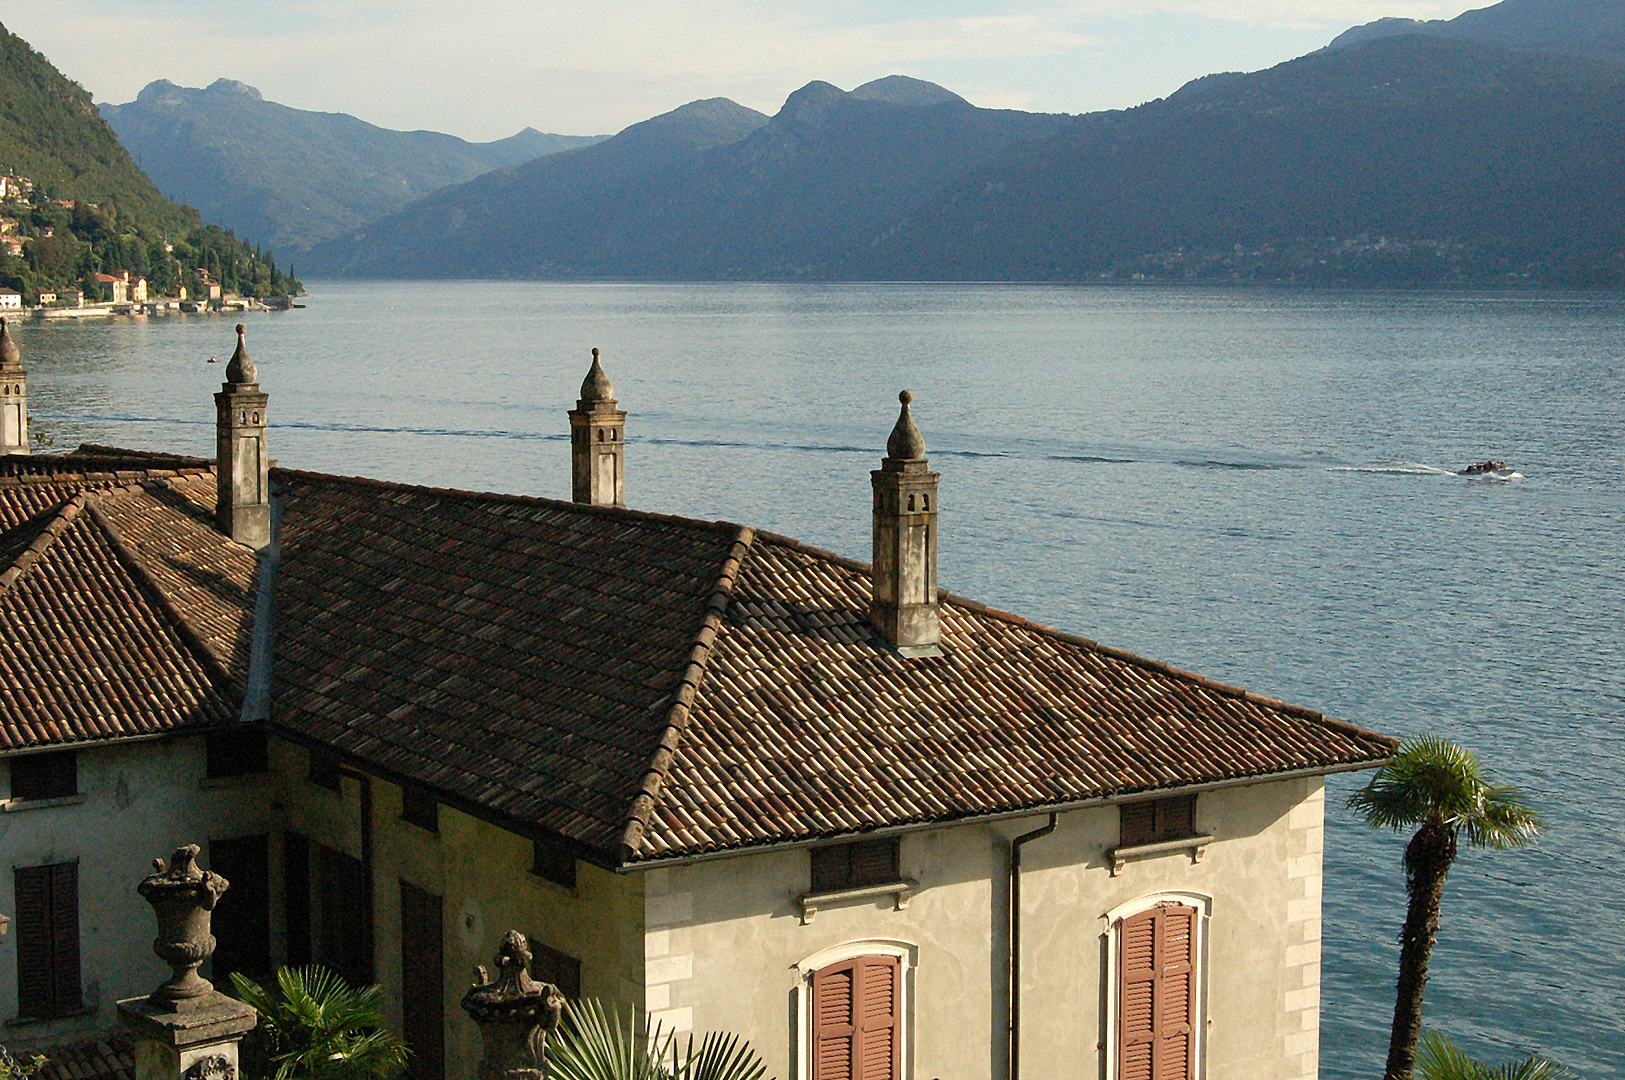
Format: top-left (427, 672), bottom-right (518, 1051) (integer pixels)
top-left (855, 956), bottom-right (899, 1080)
top-left (813, 960), bottom-right (856, 1080)
top-left (1118, 905), bottom-right (1196, 1080)
top-left (49, 862), bottom-right (82, 1013)
top-left (1119, 803), bottom-right (1157, 847)
top-left (14, 865), bottom-right (51, 1018)
top-left (814, 956), bottom-right (899, 1080)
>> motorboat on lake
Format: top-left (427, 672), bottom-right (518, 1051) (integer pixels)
top-left (1458, 460), bottom-right (1515, 478)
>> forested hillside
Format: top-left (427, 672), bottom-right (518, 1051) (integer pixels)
top-left (102, 80), bottom-right (602, 251)
top-left (0, 22), bottom-right (298, 302)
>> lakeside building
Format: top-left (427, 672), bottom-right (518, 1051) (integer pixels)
top-left (0, 325), bottom-right (1394, 1080)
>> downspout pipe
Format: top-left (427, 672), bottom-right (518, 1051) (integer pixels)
top-left (1009, 812), bottom-right (1058, 1080)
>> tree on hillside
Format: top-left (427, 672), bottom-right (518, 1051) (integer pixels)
top-left (1349, 736), bottom-right (1545, 1080)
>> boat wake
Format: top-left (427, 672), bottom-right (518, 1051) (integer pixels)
top-left (1330, 463), bottom-right (1453, 476)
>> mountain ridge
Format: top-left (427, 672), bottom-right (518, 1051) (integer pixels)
top-left (305, 77), bottom-right (1069, 278)
top-left (102, 79), bottom-right (604, 252)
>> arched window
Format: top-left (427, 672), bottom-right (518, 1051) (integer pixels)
top-left (795, 941), bottom-right (914, 1080)
top-left (1104, 893), bottom-right (1209, 1080)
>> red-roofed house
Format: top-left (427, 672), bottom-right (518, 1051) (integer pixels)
top-left (0, 324), bottom-right (1392, 1080)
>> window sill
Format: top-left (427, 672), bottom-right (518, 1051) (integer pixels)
top-left (1108, 835), bottom-right (1213, 876)
top-left (5, 1004), bottom-right (95, 1027)
top-left (199, 773), bottom-right (269, 790)
top-left (1, 794), bottom-right (85, 813)
top-left (796, 879), bottom-right (918, 924)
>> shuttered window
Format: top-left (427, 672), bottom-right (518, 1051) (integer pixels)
top-left (812, 955), bottom-right (899, 1080)
top-left (14, 862), bottom-right (82, 1018)
top-left (10, 751), bottom-right (77, 801)
top-left (1118, 904), bottom-right (1196, 1080)
top-left (206, 728), bottom-right (268, 778)
top-left (1119, 797), bottom-right (1197, 848)
top-left (526, 937), bottom-right (582, 1000)
top-left (401, 881), bottom-right (445, 1080)
top-left (810, 839), bottom-right (899, 893)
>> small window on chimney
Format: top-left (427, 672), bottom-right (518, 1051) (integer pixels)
top-left (532, 840), bottom-right (576, 889)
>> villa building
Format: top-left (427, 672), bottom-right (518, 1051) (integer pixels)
top-left (0, 326), bottom-right (1393, 1080)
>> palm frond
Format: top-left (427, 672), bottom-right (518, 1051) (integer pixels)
top-left (547, 998), bottom-right (674, 1080)
top-left (1416, 1031), bottom-right (1576, 1080)
top-left (1417, 1031), bottom-right (1484, 1080)
top-left (678, 1031), bottom-right (769, 1080)
top-left (1349, 735), bottom-right (1544, 849)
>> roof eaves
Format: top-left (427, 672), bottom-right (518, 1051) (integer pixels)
top-left (621, 754), bottom-right (1393, 869)
top-left (617, 524), bottom-right (758, 863)
top-left (82, 495), bottom-right (243, 705)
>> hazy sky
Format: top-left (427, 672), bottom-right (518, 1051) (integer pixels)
top-left (4, 1), bottom-right (1486, 142)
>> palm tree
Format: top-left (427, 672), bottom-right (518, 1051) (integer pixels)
top-left (231, 966), bottom-right (409, 1080)
top-left (546, 997), bottom-right (768, 1080)
top-left (1414, 1031), bottom-right (1575, 1080)
top-left (1349, 736), bottom-right (1545, 1080)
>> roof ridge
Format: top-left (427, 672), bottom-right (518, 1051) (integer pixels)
top-left (0, 494), bottom-right (87, 597)
top-left (82, 497), bottom-right (242, 702)
top-left (272, 466), bottom-right (742, 536)
top-left (753, 530), bottom-right (1389, 746)
top-left (618, 523), bottom-right (758, 861)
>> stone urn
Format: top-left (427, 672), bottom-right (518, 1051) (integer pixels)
top-left (461, 931), bottom-right (565, 1080)
top-left (137, 845), bottom-right (230, 1010)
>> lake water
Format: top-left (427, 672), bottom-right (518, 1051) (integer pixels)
top-left (16, 281), bottom-right (1625, 1077)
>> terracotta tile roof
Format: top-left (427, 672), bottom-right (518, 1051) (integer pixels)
top-left (19, 1032), bottom-right (136, 1080)
top-left (0, 454), bottom-right (257, 752)
top-left (1, 445), bottom-right (1394, 861)
top-left (269, 469), bottom-right (744, 856)
top-left (263, 470), bottom-right (1393, 864)
top-left (634, 534), bottom-right (1394, 859)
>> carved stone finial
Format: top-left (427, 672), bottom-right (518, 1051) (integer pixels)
top-left (0, 317), bottom-right (20, 372)
top-left (225, 324), bottom-right (256, 385)
top-left (136, 844), bottom-right (230, 1010)
top-left (886, 389), bottom-right (926, 461)
top-left (462, 931), bottom-right (565, 1080)
top-left (578, 348), bottom-right (615, 406)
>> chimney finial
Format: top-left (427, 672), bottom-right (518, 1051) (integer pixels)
top-left (1, 318), bottom-right (29, 456)
top-left (0, 318), bottom-right (20, 371)
top-left (870, 389), bottom-right (941, 656)
top-left (886, 389), bottom-right (926, 461)
top-left (225, 323), bottom-right (257, 384)
top-left (579, 346), bottom-right (615, 405)
top-left (568, 348), bottom-right (627, 507)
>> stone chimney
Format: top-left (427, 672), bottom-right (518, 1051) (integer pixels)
top-left (0, 318), bottom-right (29, 456)
top-left (214, 324), bottom-right (270, 549)
top-left (567, 347), bottom-right (625, 507)
top-left (871, 390), bottom-right (940, 656)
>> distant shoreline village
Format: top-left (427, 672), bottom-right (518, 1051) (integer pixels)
top-left (0, 168), bottom-right (301, 320)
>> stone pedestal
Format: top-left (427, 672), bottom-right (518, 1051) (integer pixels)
top-left (119, 993), bottom-right (256, 1080)
top-left (120, 845), bottom-right (255, 1080)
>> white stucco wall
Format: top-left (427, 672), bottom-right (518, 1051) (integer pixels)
top-left (0, 736), bottom-right (273, 1047)
top-left (642, 776), bottom-right (1326, 1080)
